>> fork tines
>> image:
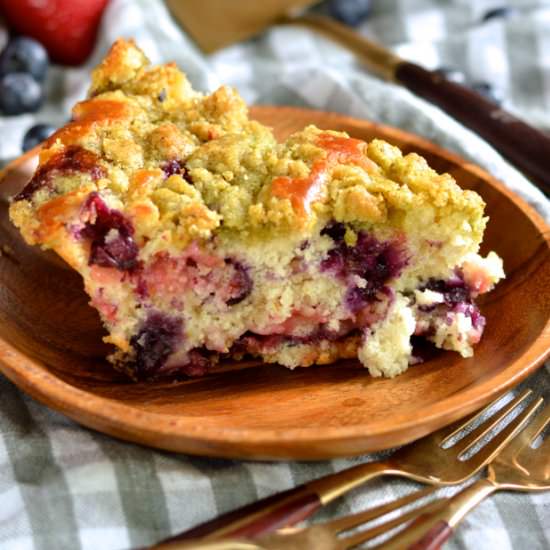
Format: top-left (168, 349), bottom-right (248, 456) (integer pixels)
top-left (440, 389), bottom-right (543, 461)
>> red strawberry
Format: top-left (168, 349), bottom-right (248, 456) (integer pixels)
top-left (0, 0), bottom-right (110, 66)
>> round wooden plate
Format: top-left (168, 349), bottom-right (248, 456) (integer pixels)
top-left (0, 106), bottom-right (549, 460)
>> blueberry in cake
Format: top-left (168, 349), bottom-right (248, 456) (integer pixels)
top-left (9, 39), bottom-right (504, 380)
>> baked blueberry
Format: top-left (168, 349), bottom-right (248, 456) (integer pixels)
top-left (81, 193), bottom-right (139, 271)
top-left (130, 313), bottom-right (182, 377)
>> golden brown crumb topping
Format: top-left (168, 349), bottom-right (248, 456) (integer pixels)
top-left (11, 38), bottom-right (486, 253)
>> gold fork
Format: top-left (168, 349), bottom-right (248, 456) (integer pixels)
top-left (151, 486), bottom-right (447, 549)
top-left (154, 396), bottom-right (546, 550)
top-left (148, 389), bottom-right (541, 547)
top-left (379, 401), bottom-right (550, 549)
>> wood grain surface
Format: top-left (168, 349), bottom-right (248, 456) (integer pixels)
top-left (0, 106), bottom-right (548, 459)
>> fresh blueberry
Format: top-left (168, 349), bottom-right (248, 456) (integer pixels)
top-left (0, 37), bottom-right (49, 82)
top-left (481, 7), bottom-right (518, 23)
top-left (326, 0), bottom-right (372, 26)
top-left (22, 123), bottom-right (56, 152)
top-left (471, 81), bottom-right (503, 104)
top-left (433, 66), bottom-right (466, 85)
top-left (0, 73), bottom-right (43, 115)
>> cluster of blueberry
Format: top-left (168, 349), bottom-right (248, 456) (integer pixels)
top-left (0, 36), bottom-right (55, 151)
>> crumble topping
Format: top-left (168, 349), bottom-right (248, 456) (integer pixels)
top-left (12, 39), bottom-right (485, 243)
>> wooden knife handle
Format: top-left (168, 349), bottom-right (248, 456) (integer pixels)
top-left (407, 519), bottom-right (453, 550)
top-left (394, 62), bottom-right (550, 195)
top-left (155, 487), bottom-right (321, 544)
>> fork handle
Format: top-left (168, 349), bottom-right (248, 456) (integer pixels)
top-left (149, 461), bottom-right (390, 545)
top-left (155, 486), bottom-right (321, 544)
top-left (384, 479), bottom-right (497, 550)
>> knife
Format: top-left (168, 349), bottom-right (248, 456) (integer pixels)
top-left (165, 1), bottom-right (550, 195)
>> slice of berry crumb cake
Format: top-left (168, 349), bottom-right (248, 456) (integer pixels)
top-left (9, 39), bottom-right (504, 380)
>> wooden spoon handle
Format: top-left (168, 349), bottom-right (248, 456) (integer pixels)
top-left (155, 487), bottom-right (321, 544)
top-left (394, 62), bottom-right (550, 195)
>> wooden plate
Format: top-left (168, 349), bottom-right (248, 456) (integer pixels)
top-left (0, 106), bottom-right (548, 460)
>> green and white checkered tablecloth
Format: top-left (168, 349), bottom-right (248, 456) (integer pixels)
top-left (0, 1), bottom-right (548, 548)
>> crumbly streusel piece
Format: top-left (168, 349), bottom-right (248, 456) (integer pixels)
top-left (10, 39), bottom-right (504, 379)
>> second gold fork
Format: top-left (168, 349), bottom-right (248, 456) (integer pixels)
top-left (381, 401), bottom-right (550, 550)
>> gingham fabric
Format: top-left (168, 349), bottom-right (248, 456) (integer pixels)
top-left (0, 1), bottom-right (548, 548)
